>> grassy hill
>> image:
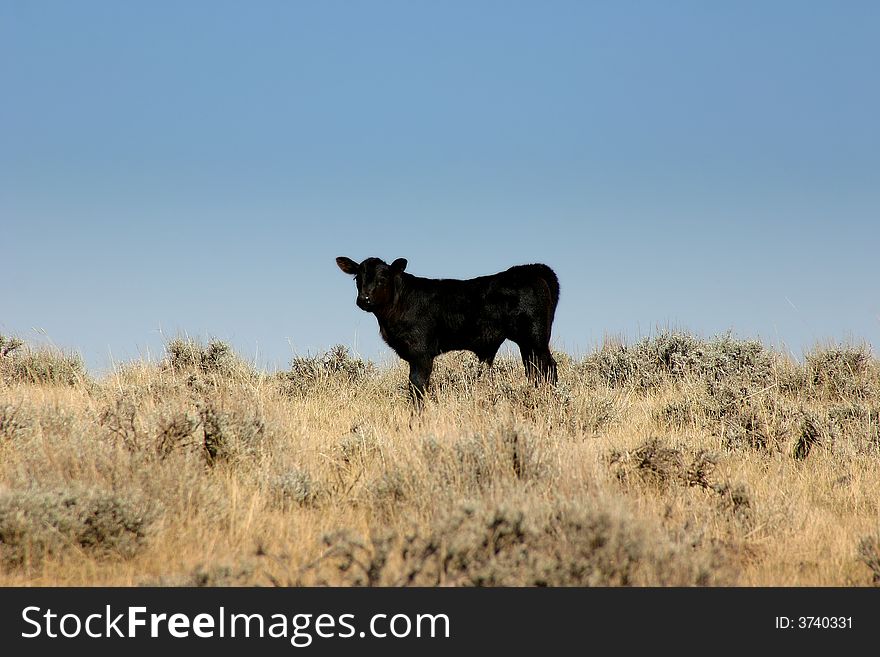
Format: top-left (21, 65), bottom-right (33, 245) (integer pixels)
top-left (1, 333), bottom-right (878, 585)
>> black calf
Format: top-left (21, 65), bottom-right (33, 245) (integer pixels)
top-left (336, 256), bottom-right (560, 405)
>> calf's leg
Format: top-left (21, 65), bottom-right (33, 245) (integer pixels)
top-left (518, 343), bottom-right (557, 385)
top-left (408, 357), bottom-right (434, 408)
top-left (536, 346), bottom-right (558, 384)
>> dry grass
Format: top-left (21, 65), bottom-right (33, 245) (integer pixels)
top-left (1, 333), bottom-right (879, 586)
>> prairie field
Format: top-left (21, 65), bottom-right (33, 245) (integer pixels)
top-left (1, 333), bottom-right (879, 586)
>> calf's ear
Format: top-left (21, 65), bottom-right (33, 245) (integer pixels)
top-left (336, 257), bottom-right (359, 274)
top-left (391, 258), bottom-right (408, 273)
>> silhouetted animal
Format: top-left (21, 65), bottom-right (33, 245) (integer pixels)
top-left (336, 256), bottom-right (559, 405)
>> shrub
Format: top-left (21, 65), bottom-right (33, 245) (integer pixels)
top-left (99, 395), bottom-right (143, 451)
top-left (609, 438), bottom-right (687, 487)
top-left (582, 331), bottom-right (774, 390)
top-left (154, 409), bottom-right (202, 457)
top-left (417, 428), bottom-right (551, 497)
top-left (701, 381), bottom-right (776, 451)
top-left (0, 338), bottom-right (87, 386)
top-left (200, 402), bottom-right (265, 465)
top-left (791, 412), bottom-right (822, 461)
top-left (609, 438), bottom-right (728, 492)
top-left (164, 337), bottom-right (252, 380)
top-left (0, 335), bottom-right (24, 357)
top-left (0, 487), bottom-right (152, 567)
top-left (857, 536), bottom-right (880, 585)
top-left (368, 468), bottom-right (409, 509)
top-left (805, 344), bottom-right (875, 400)
top-left (335, 427), bottom-right (381, 466)
top-left (547, 387), bottom-right (618, 435)
top-left (269, 469), bottom-right (320, 508)
top-left (826, 403), bottom-right (880, 453)
top-left (303, 496), bottom-right (725, 586)
top-left (278, 345), bottom-right (374, 396)
top-left (654, 400), bottom-right (696, 429)
top-left (713, 482), bottom-right (754, 525)
top-left (142, 564), bottom-right (257, 587)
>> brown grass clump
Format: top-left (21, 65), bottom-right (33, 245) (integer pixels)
top-left (0, 332), bottom-right (878, 586)
top-left (0, 335), bottom-right (88, 386)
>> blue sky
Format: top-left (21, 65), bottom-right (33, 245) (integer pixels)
top-left (2, 1), bottom-right (878, 372)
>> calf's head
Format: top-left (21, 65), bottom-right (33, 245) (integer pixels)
top-left (336, 256), bottom-right (407, 312)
